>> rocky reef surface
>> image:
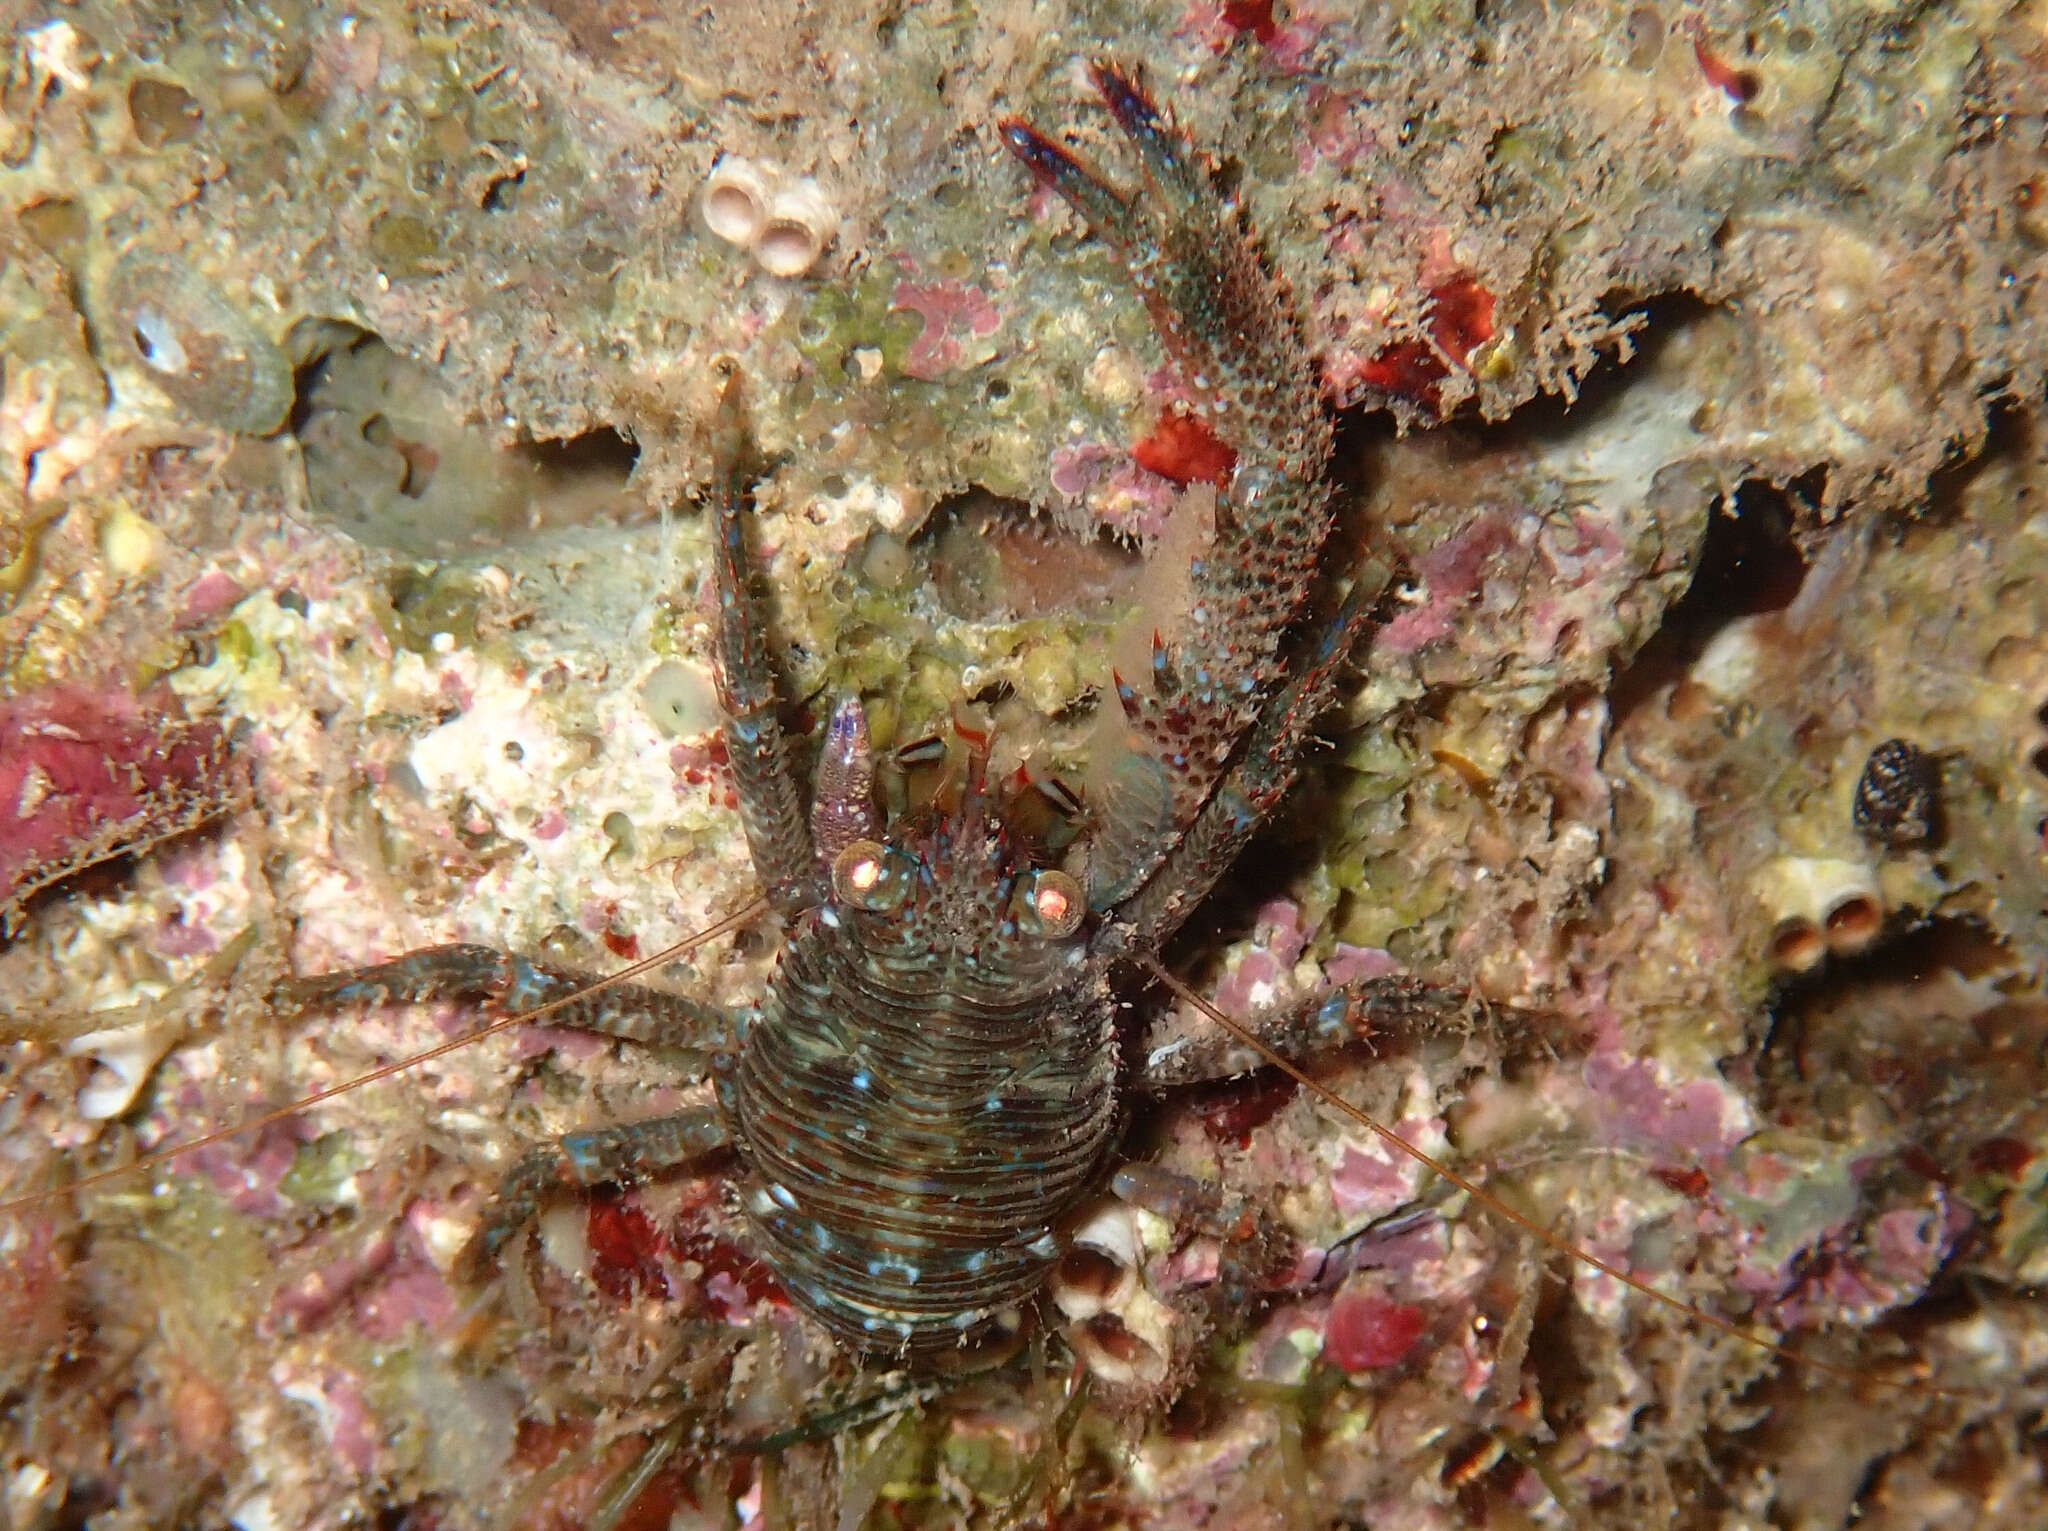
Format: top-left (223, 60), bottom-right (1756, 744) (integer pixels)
top-left (2, 2), bottom-right (2046, 1528)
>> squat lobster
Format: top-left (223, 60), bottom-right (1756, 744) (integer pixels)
top-left (276, 60), bottom-right (1422, 1363)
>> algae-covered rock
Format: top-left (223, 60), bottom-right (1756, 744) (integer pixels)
top-left (1, 2), bottom-right (2045, 1528)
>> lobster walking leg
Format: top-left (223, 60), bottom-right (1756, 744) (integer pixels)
top-left (461, 1108), bottom-right (731, 1275)
top-left (1139, 973), bottom-right (1464, 1091)
top-left (275, 943), bottom-right (726, 1050)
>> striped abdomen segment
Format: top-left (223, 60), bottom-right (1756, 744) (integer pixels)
top-left (726, 917), bottom-right (1119, 1356)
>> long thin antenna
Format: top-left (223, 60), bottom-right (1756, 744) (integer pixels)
top-left (1137, 953), bottom-right (1965, 1397)
top-left (1, 896), bottom-right (770, 1217)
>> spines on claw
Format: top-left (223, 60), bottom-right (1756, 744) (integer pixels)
top-left (706, 362), bottom-right (828, 915)
top-left (1001, 63), bottom-right (1329, 482)
top-left (1003, 63), bottom-right (1353, 907)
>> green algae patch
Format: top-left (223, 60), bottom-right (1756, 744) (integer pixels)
top-left (280, 1130), bottom-right (365, 1208)
top-left (382, 565), bottom-right (486, 656)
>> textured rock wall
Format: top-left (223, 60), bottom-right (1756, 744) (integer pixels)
top-left (2, 3), bottom-right (2045, 1528)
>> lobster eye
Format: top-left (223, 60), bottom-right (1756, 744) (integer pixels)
top-left (1016, 869), bottom-right (1085, 939)
top-left (831, 839), bottom-right (903, 911)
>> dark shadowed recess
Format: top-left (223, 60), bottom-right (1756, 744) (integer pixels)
top-left (283, 322), bottom-right (640, 556)
top-left (901, 486), bottom-right (1144, 625)
top-left (1607, 476), bottom-right (1810, 724)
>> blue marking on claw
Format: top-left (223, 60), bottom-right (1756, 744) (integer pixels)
top-left (502, 959), bottom-right (551, 1012)
top-left (997, 119), bottom-right (1062, 176)
top-left (563, 1134), bottom-right (606, 1179)
top-left (1087, 61), bottom-right (1163, 144)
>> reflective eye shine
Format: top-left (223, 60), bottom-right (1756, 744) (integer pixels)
top-left (830, 837), bottom-right (893, 907)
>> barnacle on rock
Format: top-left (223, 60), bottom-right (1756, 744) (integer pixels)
top-left (701, 155), bottom-right (773, 249)
top-left (1755, 854), bottom-right (1885, 971)
top-left (93, 250), bottom-right (291, 436)
top-left (64, 1010), bottom-right (178, 1120)
top-left (754, 177), bottom-right (835, 277)
top-left (699, 157), bottom-right (835, 276)
top-left (1050, 1198), bottom-right (1175, 1388)
top-left (638, 659), bottom-right (719, 738)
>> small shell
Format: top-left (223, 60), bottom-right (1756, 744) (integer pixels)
top-left (1821, 878), bottom-right (1885, 955)
top-left (1687, 616), bottom-right (1766, 705)
top-left (1767, 916), bottom-right (1826, 975)
top-left (1852, 738), bottom-right (1940, 849)
top-left (701, 155), bottom-right (772, 249)
top-left (752, 178), bottom-right (834, 277)
top-left (97, 251), bottom-right (291, 435)
top-left (65, 1017), bottom-right (177, 1120)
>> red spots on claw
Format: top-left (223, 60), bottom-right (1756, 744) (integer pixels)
top-left (1132, 408), bottom-right (1238, 486)
top-left (1355, 274), bottom-right (1497, 410)
top-left (1323, 1287), bottom-right (1427, 1371)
